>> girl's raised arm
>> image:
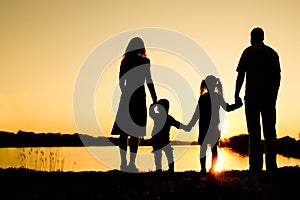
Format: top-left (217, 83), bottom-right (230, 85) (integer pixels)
top-left (186, 103), bottom-right (200, 131)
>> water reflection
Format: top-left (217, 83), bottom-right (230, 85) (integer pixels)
top-left (0, 146), bottom-right (298, 172)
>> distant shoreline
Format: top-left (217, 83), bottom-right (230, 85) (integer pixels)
top-left (0, 130), bottom-right (197, 147)
top-left (1, 130), bottom-right (300, 159)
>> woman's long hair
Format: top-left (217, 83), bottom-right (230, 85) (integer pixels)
top-left (122, 37), bottom-right (147, 60)
top-left (200, 75), bottom-right (223, 96)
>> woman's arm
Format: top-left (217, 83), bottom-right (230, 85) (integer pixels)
top-left (145, 62), bottom-right (157, 103)
top-left (119, 62), bottom-right (126, 92)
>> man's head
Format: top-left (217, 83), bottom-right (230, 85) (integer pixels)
top-left (251, 27), bottom-right (264, 45)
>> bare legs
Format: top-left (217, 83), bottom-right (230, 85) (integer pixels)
top-left (119, 134), bottom-right (140, 172)
top-left (153, 144), bottom-right (174, 172)
top-left (200, 143), bottom-right (218, 176)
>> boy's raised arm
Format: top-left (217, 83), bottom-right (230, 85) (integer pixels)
top-left (179, 124), bottom-right (189, 132)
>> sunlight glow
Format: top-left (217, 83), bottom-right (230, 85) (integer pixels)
top-left (213, 149), bottom-right (224, 173)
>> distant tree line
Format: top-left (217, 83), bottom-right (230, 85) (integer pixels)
top-left (0, 131), bottom-right (299, 159)
top-left (0, 130), bottom-right (193, 147)
top-left (220, 134), bottom-right (300, 159)
top-left (0, 131), bottom-right (85, 147)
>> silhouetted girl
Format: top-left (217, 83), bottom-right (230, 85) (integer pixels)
top-left (111, 37), bottom-right (157, 172)
top-left (187, 75), bottom-right (242, 176)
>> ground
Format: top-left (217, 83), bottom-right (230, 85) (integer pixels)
top-left (0, 167), bottom-right (299, 200)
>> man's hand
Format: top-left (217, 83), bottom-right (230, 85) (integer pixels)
top-left (235, 96), bottom-right (243, 108)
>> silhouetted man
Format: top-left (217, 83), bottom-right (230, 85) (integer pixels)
top-left (234, 27), bottom-right (281, 172)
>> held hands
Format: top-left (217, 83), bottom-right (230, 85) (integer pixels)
top-left (234, 96), bottom-right (243, 109)
top-left (181, 124), bottom-right (192, 132)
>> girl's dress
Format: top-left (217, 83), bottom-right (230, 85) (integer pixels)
top-left (192, 92), bottom-right (239, 145)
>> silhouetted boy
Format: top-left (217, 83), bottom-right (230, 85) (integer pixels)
top-left (149, 99), bottom-right (187, 172)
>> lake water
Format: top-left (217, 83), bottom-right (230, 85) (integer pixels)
top-left (0, 146), bottom-right (299, 172)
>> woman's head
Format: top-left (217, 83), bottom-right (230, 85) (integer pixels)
top-left (200, 75), bottom-right (223, 96)
top-left (123, 37), bottom-right (147, 59)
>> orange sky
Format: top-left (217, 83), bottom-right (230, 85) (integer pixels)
top-left (1, 0), bottom-right (300, 141)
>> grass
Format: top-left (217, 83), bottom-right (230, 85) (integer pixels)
top-left (1, 166), bottom-right (300, 200)
top-left (18, 147), bottom-right (66, 171)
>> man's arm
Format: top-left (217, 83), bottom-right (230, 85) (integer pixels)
top-left (226, 99), bottom-right (243, 112)
top-left (273, 53), bottom-right (281, 96)
top-left (219, 94), bottom-right (243, 112)
top-left (234, 70), bottom-right (246, 101)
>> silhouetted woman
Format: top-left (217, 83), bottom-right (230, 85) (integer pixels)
top-left (111, 37), bottom-right (157, 172)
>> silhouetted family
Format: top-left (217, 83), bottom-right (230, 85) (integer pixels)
top-left (111, 27), bottom-right (281, 176)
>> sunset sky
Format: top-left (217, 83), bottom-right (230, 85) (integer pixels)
top-left (1, 0), bottom-right (300, 142)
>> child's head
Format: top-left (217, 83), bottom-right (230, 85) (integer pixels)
top-left (200, 75), bottom-right (223, 96)
top-left (157, 98), bottom-right (170, 113)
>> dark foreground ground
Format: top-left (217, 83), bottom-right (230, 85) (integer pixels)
top-left (0, 167), bottom-right (299, 200)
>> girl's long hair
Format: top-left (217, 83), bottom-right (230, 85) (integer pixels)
top-left (122, 37), bottom-right (147, 60)
top-left (200, 75), bottom-right (223, 96)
